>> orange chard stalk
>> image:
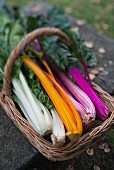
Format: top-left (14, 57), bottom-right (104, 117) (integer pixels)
top-left (42, 60), bottom-right (55, 79)
top-left (42, 60), bottom-right (82, 135)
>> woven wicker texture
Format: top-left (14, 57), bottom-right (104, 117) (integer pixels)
top-left (0, 27), bottom-right (114, 161)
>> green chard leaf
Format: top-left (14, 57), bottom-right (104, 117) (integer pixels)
top-left (67, 31), bottom-right (97, 67)
top-left (40, 36), bottom-right (77, 71)
top-left (0, 36), bottom-right (11, 88)
top-left (47, 5), bottom-right (70, 31)
top-left (0, 13), bottom-right (10, 33)
top-left (22, 65), bottom-right (53, 110)
top-left (26, 15), bottom-right (48, 32)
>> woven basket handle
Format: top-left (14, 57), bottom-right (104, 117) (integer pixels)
top-left (2, 27), bottom-right (71, 96)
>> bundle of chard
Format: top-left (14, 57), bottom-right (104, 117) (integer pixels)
top-left (0, 4), bottom-right (110, 146)
top-left (8, 37), bottom-right (109, 146)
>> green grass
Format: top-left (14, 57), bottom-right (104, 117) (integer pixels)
top-left (6, 0), bottom-right (114, 38)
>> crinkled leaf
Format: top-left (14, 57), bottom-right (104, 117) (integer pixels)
top-left (26, 15), bottom-right (48, 32)
top-left (40, 36), bottom-right (77, 71)
top-left (9, 20), bottom-right (25, 50)
top-left (0, 13), bottom-right (10, 33)
top-left (67, 31), bottom-right (97, 67)
top-left (0, 0), bottom-right (18, 19)
top-left (47, 5), bottom-right (70, 30)
top-left (0, 36), bottom-right (11, 88)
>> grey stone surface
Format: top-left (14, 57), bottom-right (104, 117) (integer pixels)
top-left (0, 107), bottom-right (37, 170)
top-left (21, 144), bottom-right (114, 170)
top-left (0, 2), bottom-right (114, 170)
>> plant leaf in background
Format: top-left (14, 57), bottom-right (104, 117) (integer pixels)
top-left (0, 12), bottom-right (25, 88)
top-left (26, 5), bottom-right (70, 32)
top-left (0, 0), bottom-right (19, 20)
top-left (0, 37), bottom-right (10, 88)
top-left (26, 15), bottom-right (48, 32)
top-left (0, 14), bottom-right (10, 33)
top-left (47, 5), bottom-right (71, 30)
top-left (9, 20), bottom-right (25, 50)
top-left (0, 14), bottom-right (25, 49)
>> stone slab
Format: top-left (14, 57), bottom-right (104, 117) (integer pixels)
top-left (0, 107), bottom-right (37, 170)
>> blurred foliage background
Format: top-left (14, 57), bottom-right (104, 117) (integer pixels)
top-left (6, 0), bottom-right (114, 39)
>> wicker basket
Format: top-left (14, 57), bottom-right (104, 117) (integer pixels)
top-left (0, 27), bottom-right (114, 161)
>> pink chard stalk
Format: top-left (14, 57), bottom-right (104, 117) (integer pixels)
top-left (54, 69), bottom-right (96, 124)
top-left (54, 74), bottom-right (89, 125)
top-left (33, 39), bottom-right (42, 52)
top-left (33, 39), bottom-right (48, 61)
top-left (69, 67), bottom-right (109, 120)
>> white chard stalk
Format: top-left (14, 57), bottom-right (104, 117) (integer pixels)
top-left (12, 71), bottom-right (52, 135)
top-left (51, 108), bottom-right (65, 146)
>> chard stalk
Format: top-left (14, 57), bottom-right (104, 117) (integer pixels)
top-left (33, 39), bottom-right (42, 52)
top-left (55, 69), bottom-right (96, 122)
top-left (69, 67), bottom-right (109, 120)
top-left (15, 96), bottom-right (39, 133)
top-left (51, 108), bottom-right (65, 146)
top-left (12, 71), bottom-right (52, 135)
top-left (12, 78), bottom-right (42, 134)
top-left (54, 75), bottom-right (90, 125)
